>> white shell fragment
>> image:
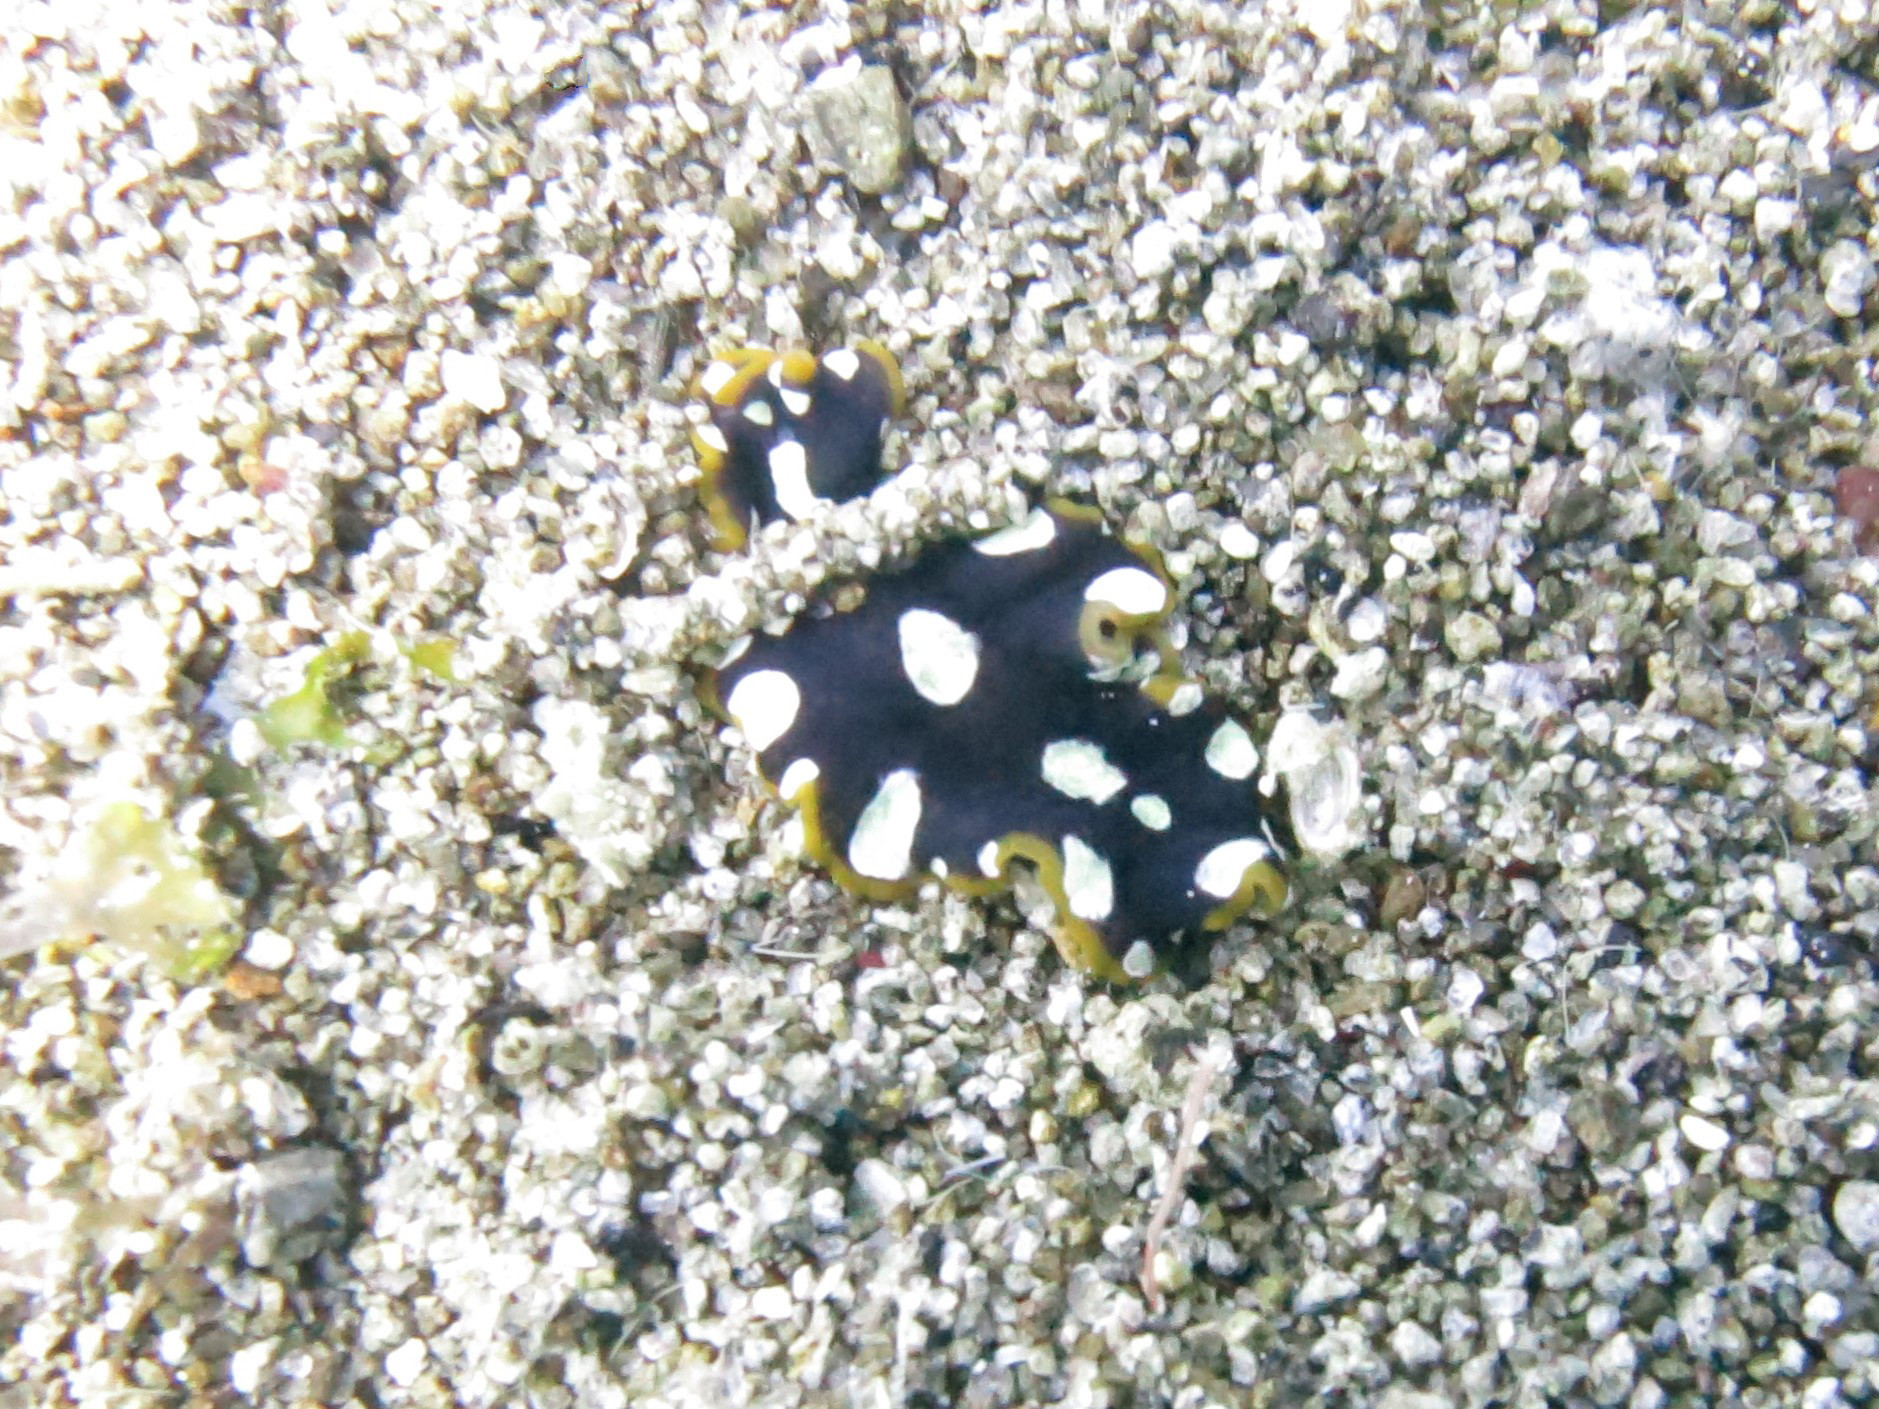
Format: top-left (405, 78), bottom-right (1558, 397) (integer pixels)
top-left (1263, 710), bottom-right (1362, 857)
top-left (1833, 1181), bottom-right (1879, 1251)
top-left (1219, 521), bottom-right (1261, 560)
top-left (439, 349), bottom-right (506, 413)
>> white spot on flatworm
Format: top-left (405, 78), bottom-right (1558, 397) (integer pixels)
top-left (1040, 739), bottom-right (1128, 804)
top-left (1084, 566), bottom-right (1167, 616)
top-left (1261, 818), bottom-right (1287, 858)
top-left (779, 386), bottom-right (812, 416)
top-left (848, 769), bottom-right (923, 881)
top-left (1194, 838), bottom-right (1269, 899)
top-left (1205, 719), bottom-right (1258, 780)
top-left (897, 609), bottom-right (981, 706)
top-left (777, 757), bottom-right (819, 799)
top-left (1061, 835), bottom-right (1114, 921)
top-left (822, 347), bottom-right (860, 380)
top-left (767, 441), bottom-right (820, 520)
top-left (973, 508), bottom-right (1058, 557)
top-left (699, 361), bottom-right (737, 397)
top-left (697, 423), bottom-right (729, 453)
top-left (1130, 794), bottom-right (1172, 830)
top-left (1166, 682), bottom-right (1204, 717)
top-left (977, 841), bottom-right (1002, 878)
top-left (725, 670), bottom-right (800, 751)
top-left (930, 857), bottom-right (949, 879)
top-left (744, 399), bottom-right (775, 427)
top-left (1122, 940), bottom-right (1156, 978)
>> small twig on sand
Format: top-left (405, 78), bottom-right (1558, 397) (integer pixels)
top-left (1140, 1047), bottom-right (1222, 1314)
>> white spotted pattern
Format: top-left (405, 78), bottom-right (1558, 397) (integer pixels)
top-left (1122, 940), bottom-right (1156, 978)
top-left (777, 757), bottom-right (820, 799)
top-left (848, 769), bottom-right (923, 881)
top-left (697, 423), bottom-right (729, 453)
top-left (972, 508), bottom-right (1058, 557)
top-left (699, 361), bottom-right (737, 397)
top-left (1205, 719), bottom-right (1258, 780)
top-left (767, 440), bottom-right (820, 520)
top-left (977, 840), bottom-right (1002, 878)
top-left (897, 609), bottom-right (981, 706)
top-left (779, 386), bottom-right (812, 416)
top-left (1130, 794), bottom-right (1172, 831)
top-left (725, 669), bottom-right (801, 751)
top-left (1061, 834), bottom-right (1114, 921)
top-left (1194, 838), bottom-right (1269, 899)
top-left (1084, 566), bottom-right (1168, 616)
top-left (822, 347), bottom-right (861, 380)
top-left (744, 399), bottom-right (775, 427)
top-left (1040, 738), bottom-right (1128, 804)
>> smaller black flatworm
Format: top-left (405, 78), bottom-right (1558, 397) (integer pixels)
top-left (690, 341), bottom-right (904, 550)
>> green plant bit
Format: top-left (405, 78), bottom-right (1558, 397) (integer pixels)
top-left (0, 802), bottom-right (239, 980)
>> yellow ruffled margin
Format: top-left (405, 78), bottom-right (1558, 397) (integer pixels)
top-left (689, 341), bottom-right (906, 551)
top-left (761, 770), bottom-right (1286, 983)
top-left (703, 503), bottom-right (1289, 981)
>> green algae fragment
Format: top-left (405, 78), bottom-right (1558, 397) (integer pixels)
top-left (258, 631), bottom-right (370, 749)
top-left (0, 802), bottom-right (239, 980)
top-left (404, 636), bottom-right (457, 682)
top-left (257, 631), bottom-right (456, 749)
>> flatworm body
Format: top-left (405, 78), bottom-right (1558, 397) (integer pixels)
top-left (693, 341), bottom-right (1293, 980)
top-left (690, 342), bottom-right (904, 549)
top-left (713, 499), bottom-right (1293, 982)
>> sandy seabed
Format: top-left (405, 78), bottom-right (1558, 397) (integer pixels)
top-left (5, 2), bottom-right (1879, 1407)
